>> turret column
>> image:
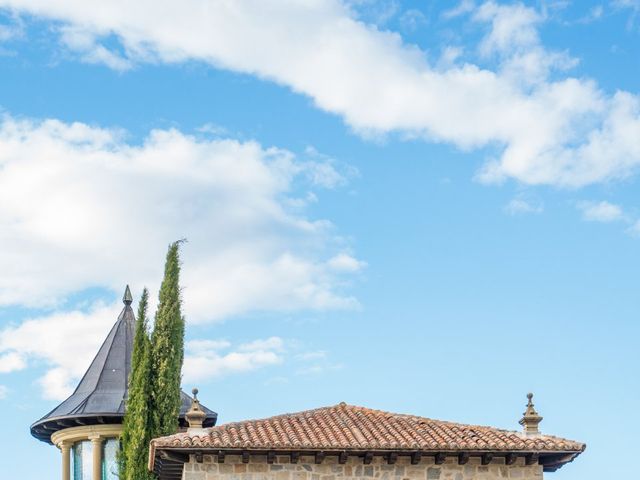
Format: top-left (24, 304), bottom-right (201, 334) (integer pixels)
top-left (60, 441), bottom-right (71, 480)
top-left (90, 435), bottom-right (103, 480)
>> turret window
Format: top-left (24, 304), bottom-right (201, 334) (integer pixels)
top-left (102, 438), bottom-right (119, 480)
top-left (72, 441), bottom-right (92, 480)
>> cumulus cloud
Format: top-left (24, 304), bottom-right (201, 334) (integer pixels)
top-left (0, 351), bottom-right (27, 373)
top-left (0, 1), bottom-right (637, 187)
top-left (0, 114), bottom-right (360, 320)
top-left (578, 201), bottom-right (625, 222)
top-left (327, 253), bottom-right (367, 272)
top-left (183, 336), bottom-right (284, 384)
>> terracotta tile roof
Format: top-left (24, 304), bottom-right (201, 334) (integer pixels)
top-left (151, 402), bottom-right (585, 453)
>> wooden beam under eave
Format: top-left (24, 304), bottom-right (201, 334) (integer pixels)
top-left (525, 453), bottom-right (539, 466)
top-left (267, 452), bottom-right (276, 464)
top-left (159, 450), bottom-right (189, 464)
top-left (458, 453), bottom-right (469, 465)
top-left (505, 453), bottom-right (516, 465)
top-left (217, 451), bottom-right (225, 463)
top-left (481, 453), bottom-right (493, 465)
top-left (338, 452), bottom-right (348, 464)
top-left (434, 453), bottom-right (446, 465)
top-left (315, 452), bottom-right (326, 464)
top-left (411, 452), bottom-right (422, 465)
top-left (290, 452), bottom-right (300, 464)
top-left (242, 451), bottom-right (250, 464)
top-left (387, 453), bottom-right (398, 464)
top-left (363, 452), bottom-right (373, 464)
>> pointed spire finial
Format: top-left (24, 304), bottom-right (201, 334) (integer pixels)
top-left (519, 392), bottom-right (543, 435)
top-left (123, 285), bottom-right (133, 306)
top-left (186, 387), bottom-right (206, 431)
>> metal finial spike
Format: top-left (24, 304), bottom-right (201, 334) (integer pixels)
top-left (527, 393), bottom-right (534, 406)
top-left (123, 285), bottom-right (133, 305)
top-left (192, 387), bottom-right (199, 399)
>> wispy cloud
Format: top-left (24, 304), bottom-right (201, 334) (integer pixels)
top-left (628, 219), bottom-right (640, 237)
top-left (577, 201), bottom-right (625, 222)
top-left (442, 0), bottom-right (476, 20)
top-left (0, 385), bottom-right (7, 399)
top-left (294, 349), bottom-right (342, 375)
top-left (0, 12), bottom-right (23, 42)
top-left (612, 0), bottom-right (640, 29)
top-left (504, 196), bottom-right (543, 215)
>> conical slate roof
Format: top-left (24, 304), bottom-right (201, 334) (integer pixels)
top-left (31, 287), bottom-right (217, 444)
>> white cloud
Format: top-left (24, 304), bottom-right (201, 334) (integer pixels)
top-left (59, 25), bottom-right (132, 71)
top-left (504, 197), bottom-right (543, 215)
top-left (327, 253), bottom-right (367, 272)
top-left (0, 351), bottom-right (27, 373)
top-left (442, 1), bottom-right (476, 19)
top-left (0, 114), bottom-right (360, 320)
top-left (473, 1), bottom-right (542, 56)
top-left (578, 201), bottom-right (625, 222)
top-left (183, 336), bottom-right (284, 384)
top-left (0, 304), bottom-right (286, 399)
top-left (0, 1), bottom-right (637, 187)
top-left (0, 302), bottom-right (121, 399)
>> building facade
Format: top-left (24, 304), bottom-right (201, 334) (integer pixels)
top-left (30, 286), bottom-right (217, 480)
top-left (150, 399), bottom-right (584, 480)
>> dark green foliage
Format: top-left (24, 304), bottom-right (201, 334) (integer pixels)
top-left (120, 288), bottom-right (154, 480)
top-left (150, 241), bottom-right (185, 437)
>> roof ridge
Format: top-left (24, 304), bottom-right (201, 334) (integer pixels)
top-left (214, 403), bottom-right (528, 438)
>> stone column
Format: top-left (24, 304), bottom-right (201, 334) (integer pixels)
top-left (90, 436), bottom-right (103, 480)
top-left (60, 441), bottom-right (71, 480)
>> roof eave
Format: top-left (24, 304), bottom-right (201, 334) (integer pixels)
top-left (150, 445), bottom-right (586, 478)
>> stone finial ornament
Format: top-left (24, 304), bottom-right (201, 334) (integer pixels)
top-left (519, 392), bottom-right (543, 435)
top-left (186, 388), bottom-right (207, 431)
top-left (123, 285), bottom-right (133, 305)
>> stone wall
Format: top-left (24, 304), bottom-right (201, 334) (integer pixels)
top-left (183, 453), bottom-right (544, 480)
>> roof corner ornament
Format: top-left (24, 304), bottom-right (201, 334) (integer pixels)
top-left (186, 388), bottom-right (207, 431)
top-left (519, 392), bottom-right (543, 435)
top-left (123, 285), bottom-right (133, 306)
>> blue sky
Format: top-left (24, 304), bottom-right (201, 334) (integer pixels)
top-left (0, 1), bottom-right (638, 478)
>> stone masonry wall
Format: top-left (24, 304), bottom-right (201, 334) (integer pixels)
top-left (183, 453), bottom-right (544, 480)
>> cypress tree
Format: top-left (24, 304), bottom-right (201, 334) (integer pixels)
top-left (150, 241), bottom-right (185, 437)
top-left (120, 288), bottom-right (154, 480)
